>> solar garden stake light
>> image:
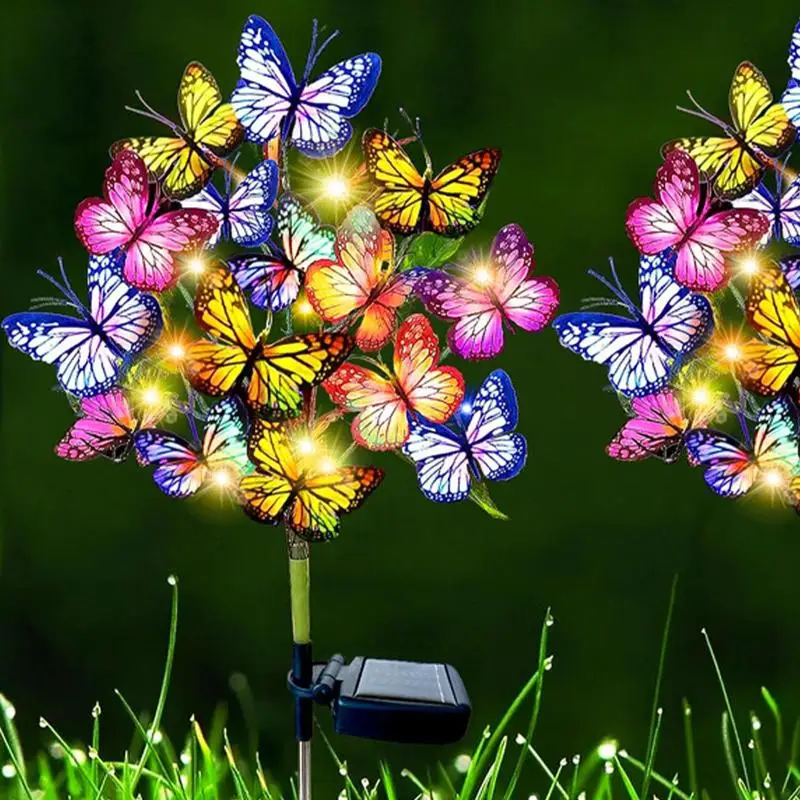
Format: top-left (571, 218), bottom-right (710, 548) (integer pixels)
top-left (1, 12), bottom-right (559, 800)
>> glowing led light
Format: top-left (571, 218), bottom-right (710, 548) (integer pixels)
top-left (690, 387), bottom-right (711, 406)
top-left (297, 437), bottom-right (315, 456)
top-left (762, 469), bottom-right (785, 489)
top-left (453, 754), bottom-right (472, 774)
top-left (211, 470), bottom-right (233, 488)
top-left (141, 386), bottom-right (162, 407)
top-left (597, 740), bottom-right (618, 761)
top-left (295, 298), bottom-right (314, 316)
top-left (740, 256), bottom-right (760, 276)
top-left (323, 175), bottom-right (349, 200)
top-left (168, 342), bottom-right (186, 360)
top-left (187, 257), bottom-right (206, 276)
top-left (473, 265), bottom-right (493, 286)
top-left (317, 457), bottom-right (336, 474)
top-left (723, 342), bottom-right (741, 362)
top-left (460, 402), bottom-right (473, 415)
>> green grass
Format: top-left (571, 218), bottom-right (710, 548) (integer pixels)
top-left (1, 578), bottom-right (799, 799)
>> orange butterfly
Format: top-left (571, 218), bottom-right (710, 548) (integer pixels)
top-left (323, 313), bottom-right (465, 450)
top-left (305, 206), bottom-right (420, 351)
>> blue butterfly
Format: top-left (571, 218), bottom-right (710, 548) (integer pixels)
top-left (231, 15), bottom-right (381, 157)
top-left (782, 17), bottom-right (800, 127)
top-left (780, 255), bottom-right (800, 291)
top-left (183, 159), bottom-right (278, 248)
top-left (402, 369), bottom-right (527, 503)
top-left (685, 395), bottom-right (800, 499)
top-left (2, 253), bottom-right (162, 397)
top-left (135, 396), bottom-right (251, 498)
top-left (733, 168), bottom-right (800, 246)
top-left (553, 253), bottom-right (713, 398)
top-left (228, 193), bottom-right (335, 312)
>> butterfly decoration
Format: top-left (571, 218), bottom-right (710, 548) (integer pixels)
top-left (323, 314), bottom-right (465, 450)
top-left (228, 193), bottom-right (335, 312)
top-left (553, 253), bottom-right (713, 398)
top-left (414, 223), bottom-right (560, 359)
top-left (402, 369), bottom-right (526, 503)
top-left (75, 149), bottom-right (219, 292)
top-left (686, 395), bottom-right (800, 498)
top-left (5, 12), bottom-right (547, 541)
top-left (779, 254), bottom-right (800, 290)
top-left (733, 167), bottom-right (800, 247)
top-left (182, 158), bottom-right (278, 248)
top-left (112, 62), bottom-right (244, 200)
top-left (56, 388), bottom-right (163, 463)
top-left (136, 396), bottom-right (251, 498)
top-left (625, 150), bottom-right (769, 291)
top-left (362, 128), bottom-right (501, 237)
top-left (606, 390), bottom-right (713, 463)
top-left (736, 265), bottom-right (800, 397)
top-left (663, 61), bottom-right (795, 201)
top-left (231, 15), bottom-right (381, 157)
top-left (240, 417), bottom-right (383, 540)
top-left (305, 205), bottom-right (423, 351)
top-left (185, 265), bottom-right (353, 414)
top-left (2, 253), bottom-right (162, 397)
top-left (783, 18), bottom-right (800, 127)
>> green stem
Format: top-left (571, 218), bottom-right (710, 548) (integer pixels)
top-left (288, 536), bottom-right (311, 645)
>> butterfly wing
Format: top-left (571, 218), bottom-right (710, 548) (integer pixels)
top-left (415, 271), bottom-right (502, 360)
top-left (323, 363), bottom-right (408, 450)
top-left (74, 149), bottom-right (150, 254)
top-left (684, 429), bottom-right (757, 498)
top-left (779, 255), bottom-right (800, 290)
top-left (289, 466), bottom-right (384, 541)
top-left (362, 128), bottom-right (426, 234)
top-left (232, 15), bottom-right (297, 144)
top-left (463, 369), bottom-right (527, 481)
top-left (135, 430), bottom-right (206, 498)
top-left (607, 391), bottom-right (688, 462)
top-left (292, 54), bottom-right (381, 157)
top-left (737, 266), bottom-right (800, 395)
top-left (402, 418), bottom-right (472, 502)
top-left (228, 253), bottom-right (301, 312)
top-left (125, 207), bottom-right (218, 292)
top-left (395, 314), bottom-right (465, 424)
top-left (181, 183), bottom-right (226, 247)
top-left (355, 269), bottom-right (420, 352)
top-left (674, 208), bottom-right (769, 291)
top-left (224, 159), bottom-right (278, 246)
top-left (776, 177), bottom-right (800, 246)
top-left (626, 150), bottom-right (699, 255)
top-left (733, 181), bottom-right (780, 244)
top-left (751, 394), bottom-right (800, 477)
top-left (200, 396), bottom-right (250, 476)
top-left (55, 389), bottom-right (137, 461)
top-left (491, 223), bottom-right (559, 334)
top-left (427, 149), bottom-right (501, 237)
top-left (732, 61), bottom-right (796, 157)
top-left (782, 19), bottom-right (800, 126)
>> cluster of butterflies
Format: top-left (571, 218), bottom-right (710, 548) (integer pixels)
top-left (2, 15), bottom-right (559, 541)
top-left (556, 18), bottom-right (800, 505)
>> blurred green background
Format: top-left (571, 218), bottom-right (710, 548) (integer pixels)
top-left (2, 0), bottom-right (800, 794)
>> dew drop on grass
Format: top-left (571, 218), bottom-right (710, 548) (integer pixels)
top-left (167, 575), bottom-right (177, 586)
top-left (1, 765), bottom-right (16, 779)
top-left (544, 656), bottom-right (554, 671)
top-left (545, 612), bottom-right (554, 627)
top-left (48, 743), bottom-right (64, 760)
top-left (572, 754), bottom-right (580, 765)
top-left (180, 752), bottom-right (191, 765)
top-left (3, 704), bottom-right (15, 721)
top-left (92, 703), bottom-right (101, 719)
top-left (38, 717), bottom-right (47, 729)
top-left (618, 749), bottom-right (629, 758)
top-left (528, 795), bottom-right (539, 800)
top-left (453, 754), bottom-right (471, 773)
top-left (88, 747), bottom-right (98, 760)
top-left (361, 777), bottom-right (370, 789)
top-left (71, 749), bottom-right (87, 766)
top-left (337, 793), bottom-right (346, 800)
top-left (559, 757), bottom-right (568, 767)
top-left (482, 726), bottom-right (491, 739)
top-left (515, 733), bottom-right (526, 745)
top-left (604, 761), bottom-right (614, 775)
top-left (764, 775), bottom-right (772, 789)
top-left (748, 739), bottom-right (755, 750)
top-left (339, 762), bottom-right (348, 776)
top-left (752, 715), bottom-right (762, 731)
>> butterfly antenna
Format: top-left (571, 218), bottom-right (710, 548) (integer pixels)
top-left (735, 388), bottom-right (753, 450)
top-left (676, 90), bottom-right (729, 131)
top-left (587, 263), bottom-right (635, 313)
top-left (29, 296), bottom-right (82, 312)
top-left (399, 108), bottom-right (432, 176)
top-left (311, 27), bottom-right (340, 77)
top-left (35, 268), bottom-right (74, 304)
top-left (183, 390), bottom-right (202, 446)
top-left (125, 91), bottom-right (180, 134)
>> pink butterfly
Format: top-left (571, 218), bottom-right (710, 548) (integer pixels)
top-left (625, 150), bottom-right (769, 292)
top-left (414, 223), bottom-right (559, 360)
top-left (607, 390), bottom-right (712, 463)
top-left (74, 150), bottom-right (218, 292)
top-left (56, 388), bottom-right (163, 463)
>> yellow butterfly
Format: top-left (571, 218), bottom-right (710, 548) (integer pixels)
top-left (362, 128), bottom-right (501, 237)
top-left (112, 62), bottom-right (244, 200)
top-left (185, 265), bottom-right (353, 415)
top-left (239, 418), bottom-right (383, 541)
top-left (736, 266), bottom-right (800, 396)
top-left (662, 61), bottom-right (795, 200)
